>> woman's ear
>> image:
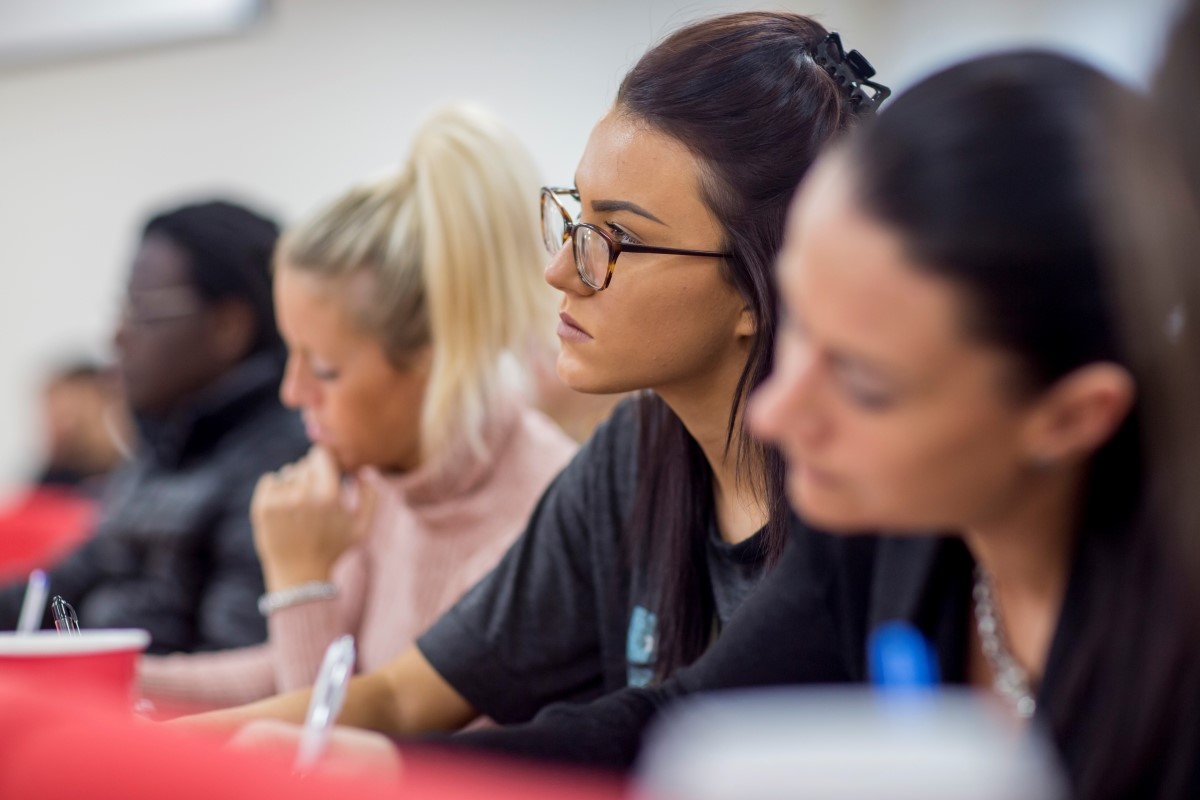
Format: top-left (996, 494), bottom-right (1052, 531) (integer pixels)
top-left (735, 305), bottom-right (757, 340)
top-left (1020, 362), bottom-right (1136, 465)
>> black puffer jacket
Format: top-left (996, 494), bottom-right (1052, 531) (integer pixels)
top-left (0, 354), bottom-right (307, 654)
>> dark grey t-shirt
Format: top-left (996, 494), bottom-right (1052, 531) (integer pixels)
top-left (416, 398), bottom-right (767, 724)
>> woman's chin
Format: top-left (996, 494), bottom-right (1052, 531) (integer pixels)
top-left (787, 478), bottom-right (868, 533)
top-left (555, 363), bottom-right (629, 397)
top-left (322, 444), bottom-right (358, 474)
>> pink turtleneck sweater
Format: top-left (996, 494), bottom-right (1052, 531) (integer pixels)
top-left (137, 404), bottom-right (576, 711)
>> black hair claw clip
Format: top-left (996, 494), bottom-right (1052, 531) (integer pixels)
top-left (814, 32), bottom-right (892, 114)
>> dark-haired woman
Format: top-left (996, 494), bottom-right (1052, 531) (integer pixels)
top-left (434, 51), bottom-right (1200, 797)
top-left (184, 12), bottom-right (886, 736)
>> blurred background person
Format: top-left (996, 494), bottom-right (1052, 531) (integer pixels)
top-left (0, 357), bottom-right (131, 580)
top-left (138, 104), bottom-right (576, 712)
top-left (0, 200), bottom-right (308, 652)
top-left (33, 357), bottom-right (131, 496)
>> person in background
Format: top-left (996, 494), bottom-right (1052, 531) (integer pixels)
top-left (0, 358), bottom-right (131, 580)
top-left (181, 11), bottom-right (884, 739)
top-left (34, 358), bottom-right (130, 496)
top-left (138, 104), bottom-right (577, 711)
top-left (423, 51), bottom-right (1200, 797)
top-left (0, 200), bottom-right (308, 652)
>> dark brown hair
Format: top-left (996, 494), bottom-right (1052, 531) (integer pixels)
top-left (848, 50), bottom-right (1200, 797)
top-left (1154, 0), bottom-right (1200, 212)
top-left (616, 12), bottom-right (868, 681)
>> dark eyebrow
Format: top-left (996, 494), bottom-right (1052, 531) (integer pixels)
top-left (590, 198), bottom-right (667, 226)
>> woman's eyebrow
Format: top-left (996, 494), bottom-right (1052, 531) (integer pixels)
top-left (590, 198), bottom-right (667, 226)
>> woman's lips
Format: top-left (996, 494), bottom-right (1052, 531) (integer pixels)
top-left (302, 414), bottom-right (326, 444)
top-left (797, 461), bottom-right (841, 489)
top-left (557, 312), bottom-right (593, 343)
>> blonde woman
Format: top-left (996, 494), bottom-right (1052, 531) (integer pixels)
top-left (138, 104), bottom-right (576, 710)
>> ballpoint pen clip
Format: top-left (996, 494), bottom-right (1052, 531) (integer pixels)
top-left (50, 595), bottom-right (81, 637)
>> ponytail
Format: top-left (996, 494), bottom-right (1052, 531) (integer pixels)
top-left (280, 102), bottom-right (554, 469)
top-left (412, 104), bottom-right (555, 464)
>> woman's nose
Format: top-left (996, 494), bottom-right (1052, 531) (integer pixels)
top-left (544, 238), bottom-right (594, 296)
top-left (279, 357), bottom-right (305, 409)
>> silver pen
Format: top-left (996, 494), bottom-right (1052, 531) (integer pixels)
top-left (17, 569), bottom-right (48, 633)
top-left (294, 634), bottom-right (356, 774)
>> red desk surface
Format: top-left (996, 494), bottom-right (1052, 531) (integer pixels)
top-left (0, 675), bottom-right (628, 800)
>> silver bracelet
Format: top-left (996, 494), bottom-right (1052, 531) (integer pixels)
top-left (257, 581), bottom-right (338, 616)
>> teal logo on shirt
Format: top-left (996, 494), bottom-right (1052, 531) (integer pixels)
top-left (626, 605), bottom-right (658, 687)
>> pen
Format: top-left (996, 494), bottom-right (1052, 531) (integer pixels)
top-left (294, 634), bottom-right (356, 774)
top-left (50, 595), bottom-right (80, 636)
top-left (17, 569), bottom-right (48, 633)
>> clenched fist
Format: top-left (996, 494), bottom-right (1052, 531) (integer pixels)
top-left (252, 446), bottom-right (379, 590)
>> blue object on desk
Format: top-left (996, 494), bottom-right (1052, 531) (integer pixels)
top-left (868, 621), bottom-right (939, 688)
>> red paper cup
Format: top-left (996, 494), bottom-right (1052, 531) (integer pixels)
top-left (0, 629), bottom-right (150, 707)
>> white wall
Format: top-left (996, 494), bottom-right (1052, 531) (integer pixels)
top-left (0, 0), bottom-right (1179, 490)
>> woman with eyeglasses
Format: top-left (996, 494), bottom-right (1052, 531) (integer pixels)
top-left (137, 103), bottom-right (577, 711)
top-left (181, 11), bottom-right (887, 739)
top-left (424, 52), bottom-right (1200, 796)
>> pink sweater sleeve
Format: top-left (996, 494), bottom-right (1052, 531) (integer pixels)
top-left (270, 545), bottom-right (369, 692)
top-left (138, 643), bottom-right (276, 712)
top-left (137, 545), bottom-right (369, 709)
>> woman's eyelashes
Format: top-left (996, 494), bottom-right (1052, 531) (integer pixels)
top-left (842, 380), bottom-right (897, 411)
top-left (837, 365), bottom-right (897, 411)
top-left (309, 358), bottom-right (340, 382)
top-left (783, 315), bottom-right (898, 412)
top-left (605, 221), bottom-right (640, 244)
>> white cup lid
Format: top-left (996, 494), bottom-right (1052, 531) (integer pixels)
top-left (637, 688), bottom-right (1066, 800)
top-left (0, 629), bottom-right (151, 655)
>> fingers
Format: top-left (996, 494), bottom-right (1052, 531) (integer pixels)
top-left (251, 470), bottom-right (283, 519)
top-left (307, 446), bottom-right (341, 503)
top-left (261, 448), bottom-right (340, 504)
top-left (321, 726), bottom-right (405, 783)
top-left (227, 719), bottom-right (305, 753)
top-left (257, 454), bottom-right (304, 494)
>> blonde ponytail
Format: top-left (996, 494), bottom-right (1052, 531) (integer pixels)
top-left (281, 102), bottom-right (554, 469)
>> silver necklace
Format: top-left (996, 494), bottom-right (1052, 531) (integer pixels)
top-left (973, 568), bottom-right (1037, 719)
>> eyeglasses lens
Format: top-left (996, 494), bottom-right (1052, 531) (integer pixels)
top-left (573, 225), bottom-right (610, 289)
top-left (541, 193), bottom-right (567, 256)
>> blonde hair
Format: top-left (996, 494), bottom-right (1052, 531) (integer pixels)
top-left (279, 102), bottom-right (554, 467)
